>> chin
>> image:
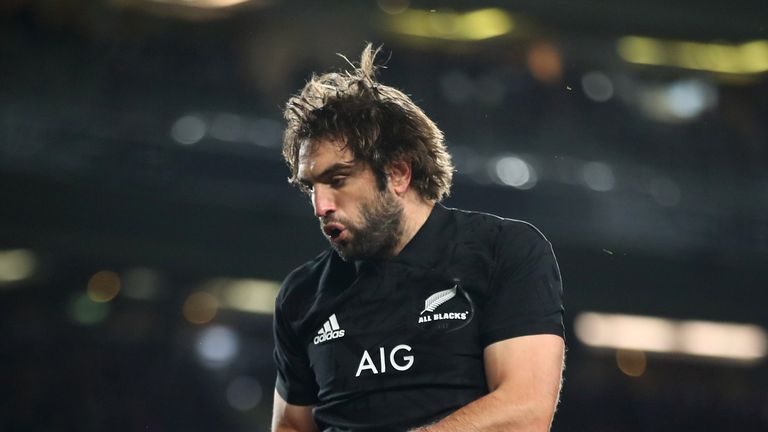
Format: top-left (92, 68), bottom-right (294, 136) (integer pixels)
top-left (331, 244), bottom-right (353, 261)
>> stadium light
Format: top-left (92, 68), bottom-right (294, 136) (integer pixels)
top-left (575, 311), bottom-right (767, 364)
top-left (199, 277), bottom-right (281, 315)
top-left (148, 0), bottom-right (254, 8)
top-left (618, 36), bottom-right (768, 75)
top-left (386, 8), bottom-right (515, 41)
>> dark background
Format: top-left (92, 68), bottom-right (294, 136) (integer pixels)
top-left (1, 0), bottom-right (767, 431)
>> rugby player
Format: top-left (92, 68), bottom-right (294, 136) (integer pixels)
top-left (272, 44), bottom-right (565, 432)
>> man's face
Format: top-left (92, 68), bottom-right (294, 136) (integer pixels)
top-left (297, 138), bottom-right (404, 261)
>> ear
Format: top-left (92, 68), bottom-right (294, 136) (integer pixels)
top-left (387, 159), bottom-right (412, 196)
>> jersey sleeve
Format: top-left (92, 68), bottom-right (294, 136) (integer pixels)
top-left (479, 222), bottom-right (564, 347)
top-left (273, 295), bottom-right (319, 406)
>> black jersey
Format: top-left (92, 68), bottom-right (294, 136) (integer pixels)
top-left (273, 204), bottom-right (564, 431)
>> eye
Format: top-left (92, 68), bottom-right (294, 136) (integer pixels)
top-left (330, 176), bottom-right (346, 188)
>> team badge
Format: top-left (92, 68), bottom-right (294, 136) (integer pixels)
top-left (416, 279), bottom-right (474, 332)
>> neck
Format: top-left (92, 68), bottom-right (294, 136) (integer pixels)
top-left (392, 194), bottom-right (435, 256)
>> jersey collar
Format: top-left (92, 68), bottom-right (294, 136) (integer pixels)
top-left (391, 202), bottom-right (454, 269)
top-left (352, 203), bottom-right (454, 272)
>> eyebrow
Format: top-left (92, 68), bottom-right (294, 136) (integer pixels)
top-left (298, 161), bottom-right (356, 187)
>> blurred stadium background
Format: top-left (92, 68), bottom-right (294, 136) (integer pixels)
top-left (1, 0), bottom-right (767, 430)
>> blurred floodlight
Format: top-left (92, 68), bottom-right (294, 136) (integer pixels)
top-left (493, 156), bottom-right (536, 189)
top-left (665, 80), bottom-right (714, 119)
top-left (581, 72), bottom-right (614, 102)
top-left (387, 8), bottom-right (514, 41)
top-left (68, 293), bottom-right (110, 325)
top-left (122, 267), bottom-right (162, 300)
top-left (637, 79), bottom-right (717, 123)
top-left (616, 349), bottom-right (647, 377)
top-left (87, 270), bottom-right (121, 302)
top-left (171, 115), bottom-right (207, 145)
top-left (377, 0), bottom-right (409, 15)
top-left (575, 312), bottom-right (768, 364)
top-left (201, 278), bottom-right (280, 314)
top-left (226, 376), bottom-right (263, 411)
top-left (247, 118), bottom-right (283, 148)
top-left (648, 177), bottom-right (681, 207)
top-left (183, 291), bottom-right (219, 324)
top-left (196, 325), bottom-right (239, 368)
top-left (149, 0), bottom-right (254, 8)
top-left (440, 70), bottom-right (475, 104)
top-left (222, 279), bottom-right (280, 314)
top-left (210, 113), bottom-right (244, 142)
top-left (617, 36), bottom-right (768, 75)
top-left (0, 249), bottom-right (37, 285)
top-left (526, 42), bottom-right (563, 84)
top-left (679, 321), bottom-right (767, 361)
top-left (576, 312), bottom-right (676, 352)
top-left (582, 161), bottom-right (615, 192)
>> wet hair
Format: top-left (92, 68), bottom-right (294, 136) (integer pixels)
top-left (282, 43), bottom-right (453, 201)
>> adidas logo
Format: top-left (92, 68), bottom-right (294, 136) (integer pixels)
top-left (313, 313), bottom-right (345, 345)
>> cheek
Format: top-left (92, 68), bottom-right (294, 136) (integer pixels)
top-left (340, 196), bottom-right (367, 227)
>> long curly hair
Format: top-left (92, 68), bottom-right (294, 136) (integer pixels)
top-left (282, 43), bottom-right (453, 201)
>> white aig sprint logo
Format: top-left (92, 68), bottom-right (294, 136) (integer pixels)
top-left (313, 313), bottom-right (345, 345)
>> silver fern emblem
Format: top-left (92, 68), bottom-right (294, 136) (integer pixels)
top-left (421, 285), bottom-right (457, 314)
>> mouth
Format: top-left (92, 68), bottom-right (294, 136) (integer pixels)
top-left (322, 223), bottom-right (346, 242)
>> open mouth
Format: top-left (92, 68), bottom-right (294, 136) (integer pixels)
top-left (323, 223), bottom-right (345, 241)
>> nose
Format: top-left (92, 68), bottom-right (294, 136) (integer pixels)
top-left (312, 185), bottom-right (336, 218)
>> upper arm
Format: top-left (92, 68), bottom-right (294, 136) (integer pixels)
top-left (480, 222), bottom-right (564, 346)
top-left (477, 222), bottom-right (565, 429)
top-left (483, 334), bottom-right (565, 415)
top-left (273, 293), bottom-right (320, 406)
top-left (272, 389), bottom-right (319, 432)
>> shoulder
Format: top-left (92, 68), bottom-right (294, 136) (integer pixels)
top-left (442, 206), bottom-right (555, 281)
top-left (275, 249), bottom-right (332, 313)
top-left (444, 206), bottom-right (549, 246)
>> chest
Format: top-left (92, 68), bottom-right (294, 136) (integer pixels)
top-left (304, 262), bottom-right (492, 397)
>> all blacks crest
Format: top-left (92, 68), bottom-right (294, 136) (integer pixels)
top-left (416, 279), bottom-right (474, 332)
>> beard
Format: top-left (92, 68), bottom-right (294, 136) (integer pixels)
top-left (323, 189), bottom-right (404, 261)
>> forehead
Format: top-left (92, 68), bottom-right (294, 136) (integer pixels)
top-left (297, 137), bottom-right (355, 177)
